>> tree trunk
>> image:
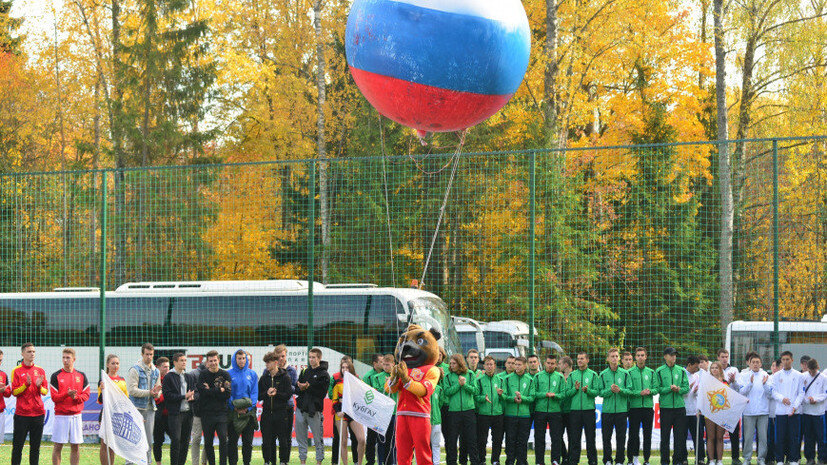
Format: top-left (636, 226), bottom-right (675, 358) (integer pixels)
top-left (111, 0), bottom-right (126, 286)
top-left (714, 0), bottom-right (733, 341)
top-left (700, 0), bottom-right (709, 89)
top-left (54, 16), bottom-right (69, 286)
top-left (313, 0), bottom-right (330, 284)
top-left (544, 0), bottom-right (559, 148)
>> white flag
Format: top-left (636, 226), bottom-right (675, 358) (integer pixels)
top-left (342, 371), bottom-right (396, 436)
top-left (98, 370), bottom-right (150, 465)
top-left (698, 370), bottom-right (749, 433)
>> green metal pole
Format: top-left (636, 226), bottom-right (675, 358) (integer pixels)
top-left (307, 161), bottom-right (316, 353)
top-left (772, 139), bottom-right (780, 359)
top-left (529, 151), bottom-right (536, 355)
top-left (99, 170), bottom-right (107, 379)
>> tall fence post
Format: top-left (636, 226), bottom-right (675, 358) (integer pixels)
top-left (99, 170), bottom-right (108, 378)
top-left (529, 151), bottom-right (536, 354)
top-left (307, 161), bottom-right (316, 353)
top-left (772, 139), bottom-right (780, 359)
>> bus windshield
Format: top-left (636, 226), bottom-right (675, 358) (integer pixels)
top-left (408, 296), bottom-right (462, 357)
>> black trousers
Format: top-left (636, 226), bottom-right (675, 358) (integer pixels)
top-left (685, 415), bottom-right (706, 463)
top-left (169, 410), bottom-right (194, 465)
top-left (261, 409), bottom-right (293, 465)
top-left (367, 429), bottom-right (379, 465)
top-left (154, 411), bottom-right (170, 463)
top-left (332, 419), bottom-right (359, 465)
top-left (504, 416), bottom-right (532, 465)
top-left (731, 420), bottom-right (741, 462)
top-left (227, 413), bottom-right (256, 465)
top-left (568, 410), bottom-right (597, 465)
top-left (11, 414), bottom-right (44, 465)
top-left (533, 412), bottom-right (563, 465)
top-left (378, 415), bottom-right (396, 465)
top-left (478, 414), bottom-right (505, 465)
top-left (766, 417), bottom-right (776, 463)
top-left (445, 410), bottom-right (478, 465)
top-left (203, 415), bottom-right (229, 465)
top-left (659, 407), bottom-right (686, 465)
top-left (602, 412), bottom-right (627, 465)
top-left (459, 412), bottom-right (477, 465)
top-left (627, 407), bottom-right (654, 462)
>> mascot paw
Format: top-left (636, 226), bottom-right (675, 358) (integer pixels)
top-left (396, 362), bottom-right (411, 383)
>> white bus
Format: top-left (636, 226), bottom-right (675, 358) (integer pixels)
top-left (726, 317), bottom-right (827, 368)
top-left (0, 280), bottom-right (462, 380)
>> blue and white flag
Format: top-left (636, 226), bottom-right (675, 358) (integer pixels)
top-left (698, 370), bottom-right (749, 433)
top-left (342, 371), bottom-right (395, 436)
top-left (98, 370), bottom-right (149, 465)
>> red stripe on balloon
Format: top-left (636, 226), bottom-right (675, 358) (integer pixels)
top-left (350, 66), bottom-right (513, 133)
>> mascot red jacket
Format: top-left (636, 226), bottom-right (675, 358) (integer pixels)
top-left (386, 324), bottom-right (442, 465)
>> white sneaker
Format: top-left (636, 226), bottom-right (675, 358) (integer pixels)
top-left (776, 462), bottom-right (783, 465)
top-left (633, 458), bottom-right (640, 465)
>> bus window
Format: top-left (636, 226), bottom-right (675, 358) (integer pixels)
top-left (106, 297), bottom-right (169, 346)
top-left (361, 295), bottom-right (403, 360)
top-left (0, 298), bottom-right (99, 346)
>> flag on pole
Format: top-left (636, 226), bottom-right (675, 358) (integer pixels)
top-left (342, 371), bottom-right (396, 435)
top-left (698, 370), bottom-right (748, 433)
top-left (98, 370), bottom-right (150, 465)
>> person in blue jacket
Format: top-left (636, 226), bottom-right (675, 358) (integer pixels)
top-left (227, 350), bottom-right (259, 465)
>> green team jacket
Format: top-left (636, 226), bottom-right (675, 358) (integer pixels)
top-left (654, 363), bottom-right (689, 409)
top-left (373, 371), bottom-right (397, 413)
top-left (443, 371), bottom-right (479, 412)
top-left (502, 372), bottom-right (535, 417)
top-left (431, 385), bottom-right (442, 425)
top-left (598, 367), bottom-right (634, 414)
top-left (627, 365), bottom-right (658, 409)
top-left (565, 368), bottom-right (600, 411)
top-left (533, 370), bottom-right (566, 413)
top-left (474, 372), bottom-right (504, 416)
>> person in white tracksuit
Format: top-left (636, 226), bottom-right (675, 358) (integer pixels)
top-left (769, 351), bottom-right (804, 465)
top-left (737, 354), bottom-right (771, 465)
top-left (800, 359), bottom-right (827, 465)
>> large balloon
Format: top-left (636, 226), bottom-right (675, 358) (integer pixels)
top-left (345, 0), bottom-right (531, 134)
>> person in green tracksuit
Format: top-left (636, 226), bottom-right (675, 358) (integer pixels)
top-left (438, 348), bottom-right (451, 452)
top-left (559, 356), bottom-right (574, 465)
top-left (443, 354), bottom-right (479, 465)
top-left (475, 356), bottom-right (504, 465)
top-left (376, 355), bottom-right (398, 465)
top-left (565, 352), bottom-right (600, 465)
top-left (599, 349), bottom-right (634, 465)
top-left (363, 354), bottom-right (384, 465)
top-left (460, 350), bottom-right (483, 465)
top-left (655, 347), bottom-right (690, 465)
top-left (626, 347), bottom-right (658, 465)
top-left (532, 354), bottom-right (566, 465)
top-left (432, 379), bottom-right (444, 465)
top-left (502, 357), bottom-right (535, 465)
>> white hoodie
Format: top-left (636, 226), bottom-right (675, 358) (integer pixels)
top-left (770, 368), bottom-right (804, 416)
top-left (800, 371), bottom-right (827, 416)
top-left (738, 368), bottom-right (771, 416)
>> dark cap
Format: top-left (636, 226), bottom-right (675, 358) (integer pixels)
top-left (663, 347), bottom-right (678, 356)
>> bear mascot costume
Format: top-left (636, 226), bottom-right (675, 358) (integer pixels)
top-left (386, 324), bottom-right (442, 465)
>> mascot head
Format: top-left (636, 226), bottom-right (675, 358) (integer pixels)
top-left (395, 324), bottom-right (441, 368)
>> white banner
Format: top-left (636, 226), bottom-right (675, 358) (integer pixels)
top-left (698, 371), bottom-right (748, 433)
top-left (341, 371), bottom-right (395, 436)
top-left (98, 370), bottom-right (149, 465)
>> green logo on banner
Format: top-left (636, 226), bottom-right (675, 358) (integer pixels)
top-left (365, 390), bottom-right (374, 404)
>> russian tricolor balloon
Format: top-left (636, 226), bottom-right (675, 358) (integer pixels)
top-left (345, 0), bottom-right (531, 135)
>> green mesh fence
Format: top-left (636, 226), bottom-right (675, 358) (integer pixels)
top-left (0, 137), bottom-right (825, 383)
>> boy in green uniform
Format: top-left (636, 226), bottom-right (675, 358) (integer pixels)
top-left (502, 357), bottom-right (535, 465)
top-left (654, 347), bottom-right (689, 465)
top-left (566, 352), bottom-right (600, 465)
top-left (533, 354), bottom-right (565, 465)
top-left (475, 356), bottom-right (504, 465)
top-left (599, 349), bottom-right (633, 465)
top-left (376, 354), bottom-right (398, 465)
top-left (626, 347), bottom-right (657, 465)
top-left (364, 354), bottom-right (384, 465)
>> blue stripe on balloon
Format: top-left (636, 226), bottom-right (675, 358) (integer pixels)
top-left (346, 0), bottom-right (530, 96)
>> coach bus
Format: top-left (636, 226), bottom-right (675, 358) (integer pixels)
top-left (0, 280), bottom-right (463, 378)
top-left (726, 317), bottom-right (827, 368)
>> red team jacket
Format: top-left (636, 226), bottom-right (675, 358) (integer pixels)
top-left (49, 369), bottom-right (90, 415)
top-left (0, 371), bottom-right (11, 412)
top-left (11, 362), bottom-right (48, 417)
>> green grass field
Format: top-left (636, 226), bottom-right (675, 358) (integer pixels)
top-left (0, 443), bottom-right (722, 465)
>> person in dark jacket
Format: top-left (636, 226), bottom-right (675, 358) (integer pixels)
top-left (163, 353), bottom-right (196, 465)
top-left (296, 348), bottom-right (330, 465)
top-left (227, 350), bottom-right (259, 465)
top-left (190, 362), bottom-right (208, 465)
top-left (198, 350), bottom-right (233, 465)
top-left (259, 351), bottom-right (295, 465)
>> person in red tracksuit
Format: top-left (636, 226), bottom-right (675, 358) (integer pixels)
top-left (11, 342), bottom-right (48, 465)
top-left (0, 349), bottom-right (13, 444)
top-left (49, 348), bottom-right (90, 465)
